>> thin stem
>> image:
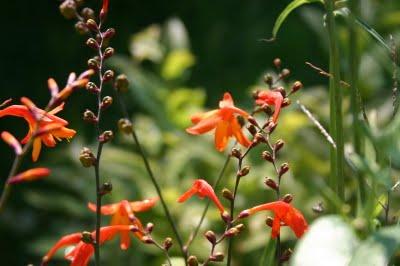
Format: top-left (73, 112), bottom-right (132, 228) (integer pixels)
top-left (152, 240), bottom-right (172, 266)
top-left (326, 0), bottom-right (345, 204)
top-left (114, 93), bottom-right (187, 264)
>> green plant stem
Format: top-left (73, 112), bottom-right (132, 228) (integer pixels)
top-left (326, 0), bottom-right (345, 205)
top-left (115, 93), bottom-right (187, 265)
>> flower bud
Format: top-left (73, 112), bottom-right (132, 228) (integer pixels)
top-left (204, 230), bottom-right (216, 244)
top-left (210, 252), bottom-right (224, 262)
top-left (101, 96), bottom-right (113, 110)
top-left (99, 130), bottom-right (114, 143)
top-left (273, 58), bottom-right (282, 69)
top-left (247, 116), bottom-right (259, 127)
top-left (238, 210), bottom-right (250, 219)
top-left (231, 147), bottom-right (242, 159)
top-left (282, 98), bottom-right (291, 107)
top-left (312, 202), bottom-right (324, 214)
top-left (280, 68), bottom-right (290, 79)
top-left (263, 74), bottom-right (273, 86)
top-left (118, 118), bottom-right (133, 134)
top-left (262, 104), bottom-right (273, 115)
top-left (86, 82), bottom-right (100, 94)
top-left (222, 188), bottom-right (234, 201)
top-left (99, 182), bottom-right (113, 196)
top-left (146, 223), bottom-right (154, 233)
top-left (237, 166), bottom-right (250, 177)
top-left (104, 47), bottom-right (114, 59)
top-left (275, 87), bottom-right (286, 98)
top-left (224, 227), bottom-right (240, 237)
top-left (75, 21), bottom-right (89, 35)
top-left (81, 7), bottom-right (95, 21)
top-left (87, 58), bottom-right (99, 70)
top-left (282, 194), bottom-right (293, 203)
top-left (221, 211), bottom-right (231, 223)
top-left (253, 133), bottom-right (266, 144)
top-left (252, 90), bottom-right (260, 99)
top-left (59, 0), bottom-right (76, 19)
top-left (141, 235), bottom-right (154, 244)
top-left (246, 124), bottom-right (257, 136)
top-left (265, 216), bottom-right (274, 227)
top-left (163, 237), bottom-right (173, 251)
top-left (103, 28), bottom-right (116, 39)
top-left (86, 38), bottom-right (99, 50)
top-left (262, 151), bottom-right (274, 162)
top-left (235, 224), bottom-right (245, 232)
top-left (274, 139), bottom-right (285, 153)
top-left (291, 81), bottom-right (303, 94)
top-left (79, 147), bottom-right (96, 167)
top-left (264, 178), bottom-right (278, 190)
top-left (86, 19), bottom-right (98, 32)
top-left (83, 109), bottom-right (97, 123)
top-left (279, 163), bottom-right (289, 177)
top-left (115, 74), bottom-right (129, 92)
top-left (103, 70), bottom-right (114, 82)
top-left (81, 231), bottom-right (93, 244)
top-left (187, 256), bottom-right (199, 266)
top-left (280, 249), bottom-right (293, 263)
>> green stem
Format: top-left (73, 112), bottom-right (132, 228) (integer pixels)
top-left (326, 0), bottom-right (345, 206)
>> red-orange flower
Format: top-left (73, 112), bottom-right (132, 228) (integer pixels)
top-left (255, 90), bottom-right (284, 123)
top-left (239, 201), bottom-right (308, 238)
top-left (88, 198), bottom-right (158, 249)
top-left (0, 97), bottom-right (76, 161)
top-left (100, 0), bottom-right (110, 21)
top-left (178, 179), bottom-right (225, 213)
top-left (8, 168), bottom-right (50, 185)
top-left (41, 225), bottom-right (135, 266)
top-left (186, 92), bottom-right (251, 151)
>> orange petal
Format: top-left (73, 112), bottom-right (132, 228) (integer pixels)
top-left (120, 200), bottom-right (135, 221)
top-left (78, 69), bottom-right (95, 80)
top-left (32, 137), bottom-right (42, 162)
top-left (271, 216), bottom-right (281, 239)
top-left (1, 131), bottom-right (22, 155)
top-left (194, 179), bottom-right (225, 213)
top-left (130, 197), bottom-right (158, 212)
top-left (42, 233), bottom-right (82, 264)
top-left (48, 102), bottom-right (65, 115)
top-left (190, 110), bottom-right (219, 124)
top-left (95, 225), bottom-right (134, 245)
top-left (230, 117), bottom-right (251, 148)
top-left (272, 97), bottom-right (283, 123)
top-left (119, 231), bottom-right (131, 250)
top-left (51, 127), bottom-right (76, 139)
top-left (214, 120), bottom-right (229, 151)
top-left (177, 187), bottom-right (198, 203)
top-left (8, 167), bottom-right (50, 185)
top-left (219, 92), bottom-right (234, 108)
top-left (186, 113), bottom-right (221, 135)
top-left (69, 243), bottom-right (94, 266)
top-left (87, 202), bottom-right (118, 215)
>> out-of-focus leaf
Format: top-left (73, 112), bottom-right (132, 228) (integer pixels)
top-left (164, 17), bottom-right (190, 50)
top-left (349, 226), bottom-right (400, 266)
top-left (259, 238), bottom-right (276, 266)
top-left (169, 257), bottom-right (186, 266)
top-left (130, 24), bottom-right (164, 62)
top-left (161, 50), bottom-right (195, 80)
top-left (373, 194), bottom-right (387, 218)
top-left (291, 216), bottom-right (359, 266)
top-left (270, 0), bottom-right (323, 41)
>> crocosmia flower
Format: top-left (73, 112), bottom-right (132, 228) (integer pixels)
top-left (8, 168), bottom-right (50, 185)
top-left (255, 90), bottom-right (283, 123)
top-left (186, 92), bottom-right (251, 151)
top-left (0, 97), bottom-right (76, 161)
top-left (88, 198), bottom-right (158, 249)
top-left (239, 201), bottom-right (308, 238)
top-left (41, 225), bottom-right (135, 266)
top-left (178, 179), bottom-right (225, 214)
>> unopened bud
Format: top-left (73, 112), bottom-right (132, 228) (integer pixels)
top-left (99, 130), bottom-right (114, 143)
top-left (235, 224), bottom-right (245, 232)
top-left (312, 202), bottom-right (324, 214)
top-left (279, 163), bottom-right (289, 177)
top-left (231, 148), bottom-right (242, 159)
top-left (238, 210), bottom-right (250, 219)
top-left (118, 118), bottom-right (133, 134)
top-left (253, 133), bottom-right (266, 144)
top-left (101, 96), bottom-right (113, 109)
top-left (222, 188), bottom-right (234, 201)
top-left (187, 256), bottom-right (198, 266)
top-left (163, 237), bottom-right (173, 251)
top-left (103, 70), bottom-right (114, 82)
top-left (225, 227), bottom-right (240, 237)
top-left (274, 139), bottom-right (285, 152)
top-left (247, 116), bottom-right (259, 127)
top-left (103, 28), bottom-right (116, 39)
top-left (282, 98), bottom-right (291, 108)
top-left (204, 230), bottom-right (216, 244)
top-left (75, 21), bottom-right (89, 35)
top-left (99, 182), bottom-right (113, 196)
top-left (86, 19), bottom-right (98, 32)
top-left (275, 87), bottom-right (286, 98)
top-left (79, 147), bottom-right (96, 167)
top-left (273, 58), bottom-right (282, 69)
top-left (262, 151), bottom-right (274, 162)
top-left (246, 124), bottom-right (257, 136)
top-left (115, 74), bottom-right (129, 92)
top-left (262, 104), bottom-right (273, 115)
top-left (211, 252), bottom-right (224, 262)
top-left (81, 7), bottom-right (95, 20)
top-left (87, 58), bottom-right (99, 70)
top-left (263, 74), bottom-right (273, 86)
top-left (238, 166), bottom-right (250, 177)
top-left (265, 216), bottom-right (274, 227)
top-left (104, 47), bottom-right (114, 59)
top-left (252, 90), bottom-right (260, 99)
top-left (83, 109), bottom-right (97, 123)
top-left (291, 81), bottom-right (303, 94)
top-left (59, 0), bottom-right (76, 19)
top-left (146, 223), bottom-right (154, 233)
top-left (282, 194), bottom-right (293, 203)
top-left (264, 178), bottom-right (278, 190)
top-left (86, 82), bottom-right (99, 94)
top-left (280, 249), bottom-right (293, 262)
top-left (81, 231), bottom-right (93, 244)
top-left (142, 235), bottom-right (154, 244)
top-left (280, 68), bottom-right (290, 79)
top-left (86, 38), bottom-right (99, 50)
top-left (221, 211), bottom-right (231, 223)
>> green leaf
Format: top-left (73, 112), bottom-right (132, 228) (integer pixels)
top-left (291, 216), bottom-right (359, 266)
top-left (270, 0), bottom-right (323, 41)
top-left (349, 226), bottom-right (400, 266)
top-left (259, 238), bottom-right (276, 266)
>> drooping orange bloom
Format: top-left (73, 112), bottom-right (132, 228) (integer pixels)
top-left (239, 201), bottom-right (308, 238)
top-left (1, 131), bottom-right (22, 155)
top-left (100, 0), bottom-right (110, 20)
top-left (8, 168), bottom-right (50, 185)
top-left (0, 97), bottom-right (76, 161)
top-left (186, 92), bottom-right (251, 151)
top-left (178, 179), bottom-right (225, 213)
top-left (255, 90), bottom-right (284, 123)
top-left (41, 225), bottom-right (136, 266)
top-left (88, 198), bottom-right (158, 250)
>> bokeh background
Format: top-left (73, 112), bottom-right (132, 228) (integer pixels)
top-left (1, 0), bottom-right (400, 265)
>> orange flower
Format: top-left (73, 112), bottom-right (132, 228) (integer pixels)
top-left (255, 90), bottom-right (284, 123)
top-left (239, 201), bottom-right (308, 238)
top-left (41, 225), bottom-right (135, 266)
top-left (88, 198), bottom-right (158, 249)
top-left (178, 179), bottom-right (225, 213)
top-left (186, 92), bottom-right (251, 151)
top-left (0, 97), bottom-right (76, 161)
top-left (8, 168), bottom-right (50, 185)
top-left (100, 0), bottom-right (110, 20)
